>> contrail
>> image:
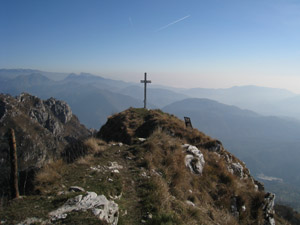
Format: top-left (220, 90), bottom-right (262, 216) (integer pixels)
top-left (156, 15), bottom-right (191, 32)
top-left (129, 17), bottom-right (133, 27)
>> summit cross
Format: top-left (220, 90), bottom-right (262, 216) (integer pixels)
top-left (140, 72), bottom-right (151, 109)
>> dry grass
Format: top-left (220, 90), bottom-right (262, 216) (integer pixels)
top-left (84, 137), bottom-right (107, 154)
top-left (135, 127), bottom-right (270, 225)
top-left (34, 159), bottom-right (65, 194)
top-left (75, 154), bottom-right (95, 165)
top-left (98, 107), bottom-right (212, 145)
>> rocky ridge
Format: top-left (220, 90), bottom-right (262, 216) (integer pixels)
top-left (0, 93), bottom-right (90, 195)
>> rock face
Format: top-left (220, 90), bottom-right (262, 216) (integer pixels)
top-left (49, 192), bottom-right (119, 225)
top-left (0, 93), bottom-right (90, 195)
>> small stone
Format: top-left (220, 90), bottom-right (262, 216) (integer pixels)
top-left (138, 138), bottom-right (146, 142)
top-left (186, 200), bottom-right (195, 207)
top-left (69, 186), bottom-right (85, 192)
top-left (141, 172), bottom-right (147, 177)
top-left (242, 205), bottom-right (246, 211)
top-left (122, 210), bottom-right (128, 216)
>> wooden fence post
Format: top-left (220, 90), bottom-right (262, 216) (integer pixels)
top-left (9, 128), bottom-right (19, 199)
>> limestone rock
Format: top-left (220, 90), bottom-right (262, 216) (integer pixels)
top-left (49, 192), bottom-right (119, 225)
top-left (183, 144), bottom-right (205, 174)
top-left (44, 97), bottom-right (72, 124)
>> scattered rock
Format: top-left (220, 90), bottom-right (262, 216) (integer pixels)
top-left (90, 166), bottom-right (102, 172)
top-left (108, 162), bottom-right (123, 170)
top-left (49, 192), bottom-right (119, 225)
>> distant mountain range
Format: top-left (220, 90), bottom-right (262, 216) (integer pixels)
top-left (0, 69), bottom-right (188, 128)
top-left (178, 85), bottom-right (300, 120)
top-left (2, 68), bottom-right (300, 209)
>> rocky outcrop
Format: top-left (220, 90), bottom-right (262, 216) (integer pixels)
top-left (182, 144), bottom-right (205, 174)
top-left (228, 162), bottom-right (244, 179)
top-left (17, 93), bottom-right (73, 135)
top-left (263, 193), bottom-right (276, 225)
top-left (0, 93), bottom-right (90, 195)
top-left (49, 192), bottom-right (119, 225)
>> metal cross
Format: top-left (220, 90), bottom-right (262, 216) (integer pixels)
top-left (140, 72), bottom-right (151, 109)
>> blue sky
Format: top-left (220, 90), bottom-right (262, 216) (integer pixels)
top-left (1, 0), bottom-right (300, 92)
